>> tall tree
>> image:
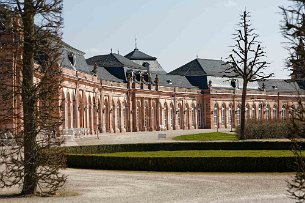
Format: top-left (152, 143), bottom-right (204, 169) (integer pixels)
top-left (0, 0), bottom-right (66, 195)
top-left (224, 10), bottom-right (272, 139)
top-left (281, 0), bottom-right (305, 80)
top-left (280, 1), bottom-right (305, 201)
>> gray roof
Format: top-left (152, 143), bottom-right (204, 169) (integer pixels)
top-left (125, 48), bottom-right (157, 60)
top-left (60, 42), bottom-right (92, 74)
top-left (169, 58), bottom-right (233, 77)
top-left (207, 76), bottom-right (259, 90)
top-left (130, 59), bottom-right (167, 74)
top-left (86, 53), bottom-right (146, 70)
top-left (150, 73), bottom-right (198, 89)
top-left (60, 42), bottom-right (123, 82)
top-left (96, 66), bottom-right (124, 83)
top-left (258, 79), bottom-right (304, 93)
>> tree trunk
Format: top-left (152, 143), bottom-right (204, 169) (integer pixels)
top-left (21, 0), bottom-right (38, 195)
top-left (240, 80), bottom-right (248, 140)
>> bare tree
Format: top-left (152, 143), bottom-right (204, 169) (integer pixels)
top-left (281, 1), bottom-right (305, 201)
top-left (224, 10), bottom-right (272, 139)
top-left (281, 0), bottom-right (305, 80)
top-left (0, 0), bottom-right (66, 196)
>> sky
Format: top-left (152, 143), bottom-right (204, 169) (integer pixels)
top-left (63, 0), bottom-right (292, 79)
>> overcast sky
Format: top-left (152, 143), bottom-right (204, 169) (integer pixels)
top-left (63, 0), bottom-right (292, 78)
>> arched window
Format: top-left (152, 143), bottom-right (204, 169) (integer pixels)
top-left (221, 104), bottom-right (226, 125)
top-left (258, 103), bottom-right (263, 120)
top-left (177, 103), bottom-right (181, 128)
top-left (191, 103), bottom-right (195, 127)
top-left (73, 94), bottom-right (77, 128)
top-left (112, 102), bottom-right (115, 131)
top-left (289, 105), bottom-right (295, 118)
top-left (282, 105), bottom-right (287, 120)
top-left (137, 101), bottom-right (141, 129)
top-left (273, 105), bottom-right (278, 119)
top-left (89, 96), bottom-right (93, 131)
top-left (151, 102), bottom-right (155, 130)
top-left (237, 105), bottom-right (241, 126)
top-left (117, 102), bottom-right (121, 131)
top-left (123, 102), bottom-right (126, 130)
top-left (61, 91), bottom-right (66, 129)
top-left (246, 104), bottom-right (250, 119)
top-left (159, 102), bottom-right (162, 125)
top-left (266, 104), bottom-right (271, 120)
top-left (214, 103), bottom-right (219, 127)
top-left (164, 103), bottom-right (168, 129)
top-left (229, 104), bottom-right (233, 126)
top-left (144, 101), bottom-right (148, 128)
top-left (251, 104), bottom-right (256, 119)
top-left (66, 92), bottom-right (71, 129)
top-left (104, 99), bottom-right (108, 132)
top-left (185, 104), bottom-right (189, 128)
top-left (171, 103), bottom-right (175, 128)
top-left (197, 104), bottom-right (202, 128)
top-left (97, 99), bottom-right (101, 131)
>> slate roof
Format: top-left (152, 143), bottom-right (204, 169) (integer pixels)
top-left (96, 66), bottom-right (124, 82)
top-left (86, 53), bottom-right (146, 70)
top-left (150, 73), bottom-right (198, 89)
top-left (258, 79), bottom-right (304, 93)
top-left (125, 48), bottom-right (157, 60)
top-left (130, 59), bottom-right (167, 74)
top-left (207, 76), bottom-right (259, 90)
top-left (169, 58), bottom-right (233, 77)
top-left (60, 42), bottom-right (124, 82)
top-left (60, 41), bottom-right (92, 73)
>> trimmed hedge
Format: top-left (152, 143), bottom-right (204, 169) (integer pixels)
top-left (236, 119), bottom-right (291, 139)
top-left (66, 141), bottom-right (305, 154)
top-left (67, 154), bottom-right (296, 172)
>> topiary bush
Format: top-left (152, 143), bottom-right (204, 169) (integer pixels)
top-left (236, 119), bottom-right (292, 139)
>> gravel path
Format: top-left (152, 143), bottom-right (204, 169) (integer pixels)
top-left (0, 169), bottom-right (294, 203)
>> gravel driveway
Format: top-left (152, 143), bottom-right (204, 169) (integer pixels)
top-left (0, 169), bottom-right (294, 203)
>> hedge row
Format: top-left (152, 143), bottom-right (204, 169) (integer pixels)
top-left (66, 141), bottom-right (305, 154)
top-left (236, 119), bottom-right (291, 139)
top-left (67, 154), bottom-right (297, 172)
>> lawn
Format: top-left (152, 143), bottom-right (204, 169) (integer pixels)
top-left (173, 132), bottom-right (237, 141)
top-left (95, 150), bottom-right (296, 157)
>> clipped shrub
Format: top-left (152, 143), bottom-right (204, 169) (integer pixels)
top-left (65, 141), bottom-right (305, 154)
top-left (236, 119), bottom-right (292, 139)
top-left (67, 154), bottom-right (296, 172)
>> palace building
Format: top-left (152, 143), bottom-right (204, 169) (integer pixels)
top-left (59, 41), bottom-right (305, 135)
top-left (1, 27), bottom-right (305, 137)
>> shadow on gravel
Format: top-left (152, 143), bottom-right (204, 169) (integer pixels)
top-left (0, 193), bottom-right (24, 199)
top-left (0, 190), bottom-right (79, 198)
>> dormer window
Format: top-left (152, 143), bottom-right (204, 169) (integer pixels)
top-left (167, 79), bottom-right (172, 85)
top-left (68, 52), bottom-right (76, 66)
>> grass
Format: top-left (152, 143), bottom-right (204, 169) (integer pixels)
top-left (173, 132), bottom-right (237, 141)
top-left (92, 150), bottom-right (297, 157)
